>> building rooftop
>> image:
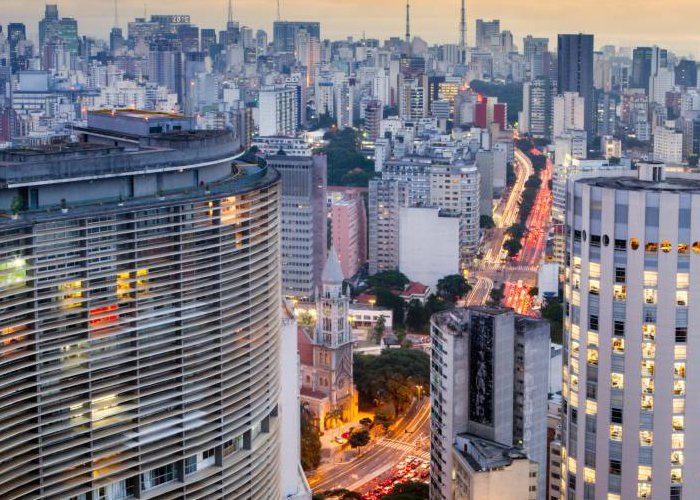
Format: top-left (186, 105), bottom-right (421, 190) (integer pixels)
top-left (454, 433), bottom-right (528, 472)
top-left (578, 175), bottom-right (700, 193)
top-left (433, 306), bottom-right (513, 333)
top-left (89, 109), bottom-right (186, 120)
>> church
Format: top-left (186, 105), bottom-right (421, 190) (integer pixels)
top-left (298, 248), bottom-right (358, 430)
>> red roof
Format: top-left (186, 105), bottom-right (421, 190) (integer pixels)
top-left (401, 282), bottom-right (429, 297)
top-left (300, 386), bottom-right (328, 400)
top-left (297, 327), bottom-right (314, 366)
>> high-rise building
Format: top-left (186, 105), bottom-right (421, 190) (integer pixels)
top-left (631, 46), bottom-right (668, 93)
top-left (557, 34), bottom-right (594, 136)
top-left (258, 85), bottom-right (298, 137)
top-left (653, 120), bottom-right (684, 163)
top-left (561, 163), bottom-right (700, 500)
top-left (522, 77), bottom-right (555, 140)
top-left (523, 36), bottom-right (550, 80)
top-left (475, 19), bottom-right (501, 51)
top-left (330, 190), bottom-right (367, 280)
top-left (0, 110), bottom-right (288, 499)
top-left (368, 179), bottom-right (401, 274)
top-left (553, 91), bottom-right (586, 138)
top-left (272, 21), bottom-right (321, 53)
top-left (362, 99), bottom-right (383, 142)
top-left (675, 59), bottom-right (698, 89)
top-left (430, 307), bottom-right (550, 500)
top-left (266, 154), bottom-right (327, 300)
top-left (7, 23), bottom-right (28, 73)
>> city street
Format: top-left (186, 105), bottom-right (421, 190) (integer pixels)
top-left (308, 399), bottom-right (431, 494)
top-left (468, 148), bottom-right (550, 309)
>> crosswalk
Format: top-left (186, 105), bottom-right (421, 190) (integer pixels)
top-left (376, 438), bottom-right (430, 461)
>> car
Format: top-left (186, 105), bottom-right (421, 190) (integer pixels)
top-left (334, 436), bottom-right (347, 444)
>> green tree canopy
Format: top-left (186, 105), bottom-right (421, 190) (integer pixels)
top-left (300, 403), bottom-right (321, 471)
top-left (437, 274), bottom-right (472, 303)
top-left (383, 481), bottom-right (430, 499)
top-left (348, 428), bottom-right (371, 449)
top-left (354, 349), bottom-right (430, 413)
top-left (368, 270), bottom-right (410, 289)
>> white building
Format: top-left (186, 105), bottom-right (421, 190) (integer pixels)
top-left (553, 92), bottom-right (586, 138)
top-left (561, 163), bottom-right (700, 499)
top-left (258, 85), bottom-right (297, 137)
top-left (398, 207), bottom-right (460, 289)
top-left (653, 120), bottom-right (684, 164)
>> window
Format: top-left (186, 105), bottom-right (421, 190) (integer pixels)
top-left (609, 424), bottom-right (622, 441)
top-left (672, 416), bottom-right (684, 431)
top-left (184, 455), bottom-right (197, 475)
top-left (609, 460), bottom-right (621, 475)
top-left (612, 338), bottom-right (625, 353)
top-left (643, 324), bottom-right (656, 341)
top-left (630, 238), bottom-right (640, 250)
top-left (613, 321), bottom-right (625, 337)
top-left (610, 373), bottom-right (624, 389)
top-left (141, 464), bottom-right (175, 491)
top-left (611, 408), bottom-right (623, 424)
top-left (638, 466), bottom-right (652, 482)
top-left (640, 430), bottom-right (653, 446)
top-left (676, 291), bottom-right (688, 306)
top-left (589, 315), bottom-right (599, 331)
top-left (614, 267), bottom-right (626, 283)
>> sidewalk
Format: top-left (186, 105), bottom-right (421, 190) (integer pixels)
top-left (319, 408), bottom-right (376, 463)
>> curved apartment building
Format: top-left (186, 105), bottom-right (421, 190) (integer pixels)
top-left (0, 111), bottom-right (283, 500)
top-left (562, 164), bottom-right (700, 499)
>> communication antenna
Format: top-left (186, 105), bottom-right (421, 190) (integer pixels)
top-left (276, 0), bottom-right (282, 21)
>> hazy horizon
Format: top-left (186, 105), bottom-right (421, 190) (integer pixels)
top-left (3, 0), bottom-right (699, 57)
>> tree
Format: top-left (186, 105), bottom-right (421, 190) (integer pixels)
top-left (348, 428), bottom-right (371, 451)
top-left (383, 481), bottom-right (430, 499)
top-left (371, 315), bottom-right (386, 344)
top-left (541, 298), bottom-right (564, 344)
top-left (506, 223), bottom-right (528, 240)
top-left (437, 274), bottom-right (472, 303)
top-left (503, 237), bottom-right (523, 258)
top-left (300, 403), bottom-right (321, 471)
top-left (374, 411), bottom-right (394, 432)
top-left (405, 299), bottom-right (430, 332)
top-left (480, 214), bottom-right (495, 229)
top-left (316, 489), bottom-right (364, 500)
top-left (354, 349), bottom-right (430, 413)
top-left (488, 284), bottom-right (505, 305)
top-left (367, 270), bottom-right (410, 290)
top-left (375, 288), bottom-right (406, 327)
top-left (10, 194), bottom-right (24, 216)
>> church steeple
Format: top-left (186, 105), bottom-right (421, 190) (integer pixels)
top-left (321, 247), bottom-right (344, 298)
top-left (317, 247), bottom-right (350, 346)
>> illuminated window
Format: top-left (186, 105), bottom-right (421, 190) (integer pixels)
top-left (589, 279), bottom-right (600, 295)
top-left (587, 349), bottom-right (598, 365)
top-left (609, 424), bottom-right (623, 441)
top-left (644, 289), bottom-right (657, 305)
top-left (661, 240), bottom-right (672, 253)
top-left (570, 374), bottom-right (579, 391)
top-left (674, 380), bottom-right (686, 396)
top-left (116, 272), bottom-right (131, 300)
top-left (613, 285), bottom-right (626, 300)
top-left (630, 238), bottom-right (640, 250)
top-left (612, 338), bottom-right (625, 353)
top-left (678, 243), bottom-right (689, 254)
top-left (638, 466), bottom-right (652, 482)
top-left (59, 280), bottom-right (83, 309)
top-left (587, 332), bottom-right (599, 346)
top-left (675, 345), bottom-right (687, 360)
top-left (584, 467), bottom-right (595, 483)
top-left (136, 269), bottom-right (149, 294)
top-left (677, 273), bottom-right (689, 288)
top-left (641, 395), bottom-right (654, 411)
top-left (672, 433), bottom-right (684, 449)
top-left (645, 242), bottom-right (658, 253)
top-left (693, 242), bottom-right (700, 254)
top-left (638, 483), bottom-right (652, 498)
top-left (675, 362), bottom-right (686, 378)
top-left (586, 399), bottom-right (597, 415)
top-left (642, 324), bottom-right (656, 341)
top-left (641, 359), bottom-right (655, 377)
top-left (673, 416), bottom-right (684, 431)
top-left (671, 469), bottom-right (683, 484)
top-left (608, 495), bottom-right (621, 500)
top-left (671, 450), bottom-right (684, 465)
top-left (673, 399), bottom-right (686, 414)
top-left (589, 262), bottom-right (601, 279)
top-left (676, 291), bottom-right (688, 306)
top-left (571, 340), bottom-right (580, 356)
top-left (0, 257), bottom-right (27, 289)
top-left (641, 377), bottom-right (654, 394)
top-left (643, 271), bottom-right (658, 287)
top-left (642, 343), bottom-right (656, 359)
top-left (611, 373), bottom-right (624, 389)
top-left (640, 430), bottom-right (653, 446)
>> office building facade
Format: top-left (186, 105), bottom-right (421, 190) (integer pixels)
top-left (0, 111), bottom-right (286, 499)
top-left (561, 164), bottom-right (700, 499)
top-left (557, 34), bottom-right (594, 136)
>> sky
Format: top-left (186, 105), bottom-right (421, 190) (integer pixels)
top-left (4, 0), bottom-right (700, 57)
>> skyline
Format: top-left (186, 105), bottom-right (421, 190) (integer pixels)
top-left (3, 0), bottom-right (700, 57)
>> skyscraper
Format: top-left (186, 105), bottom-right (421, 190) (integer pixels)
top-left (266, 153), bottom-right (327, 300)
top-left (272, 21), bottom-right (320, 53)
top-left (631, 46), bottom-right (668, 93)
top-left (557, 34), bottom-right (594, 136)
top-left (430, 306), bottom-right (550, 500)
top-left (0, 110), bottom-right (287, 499)
top-left (561, 163), bottom-right (700, 499)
